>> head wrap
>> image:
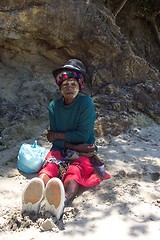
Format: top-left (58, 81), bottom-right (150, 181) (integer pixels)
top-left (55, 70), bottom-right (85, 90)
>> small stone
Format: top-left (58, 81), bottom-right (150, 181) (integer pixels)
top-left (41, 219), bottom-right (54, 231)
top-left (150, 172), bottom-right (160, 181)
top-left (12, 223), bottom-right (18, 231)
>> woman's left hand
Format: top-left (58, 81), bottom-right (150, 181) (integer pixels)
top-left (76, 144), bottom-right (96, 153)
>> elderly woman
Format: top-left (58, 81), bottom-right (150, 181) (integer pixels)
top-left (22, 59), bottom-right (110, 220)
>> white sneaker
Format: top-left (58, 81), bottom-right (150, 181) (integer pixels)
top-left (22, 177), bottom-right (44, 214)
top-left (45, 178), bottom-right (65, 220)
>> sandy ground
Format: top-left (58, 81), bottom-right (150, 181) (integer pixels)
top-left (0, 124), bottom-right (160, 240)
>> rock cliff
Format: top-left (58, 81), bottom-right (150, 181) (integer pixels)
top-left (0, 0), bottom-right (159, 149)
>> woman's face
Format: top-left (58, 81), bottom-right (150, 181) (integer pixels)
top-left (60, 78), bottom-right (79, 102)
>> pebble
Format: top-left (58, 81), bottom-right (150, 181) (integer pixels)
top-left (41, 219), bottom-right (54, 231)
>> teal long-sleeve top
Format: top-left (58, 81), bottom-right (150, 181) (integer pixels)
top-left (48, 93), bottom-right (96, 151)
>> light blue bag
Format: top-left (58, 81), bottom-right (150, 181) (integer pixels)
top-left (17, 140), bottom-right (48, 173)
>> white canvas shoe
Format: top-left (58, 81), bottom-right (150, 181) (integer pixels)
top-left (45, 178), bottom-right (65, 220)
top-left (22, 177), bottom-right (44, 214)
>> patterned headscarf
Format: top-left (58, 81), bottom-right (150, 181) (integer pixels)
top-left (55, 70), bottom-right (85, 90)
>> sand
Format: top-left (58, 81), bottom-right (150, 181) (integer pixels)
top-left (0, 124), bottom-right (160, 240)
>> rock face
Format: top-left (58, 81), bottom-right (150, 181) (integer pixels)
top-left (94, 80), bottom-right (160, 137)
top-left (0, 0), bottom-right (159, 81)
top-left (0, 0), bottom-right (160, 149)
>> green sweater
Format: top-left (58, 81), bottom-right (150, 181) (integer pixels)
top-left (48, 93), bottom-right (96, 151)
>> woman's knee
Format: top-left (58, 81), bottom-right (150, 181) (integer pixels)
top-left (39, 173), bottom-right (50, 185)
top-left (38, 162), bottom-right (59, 180)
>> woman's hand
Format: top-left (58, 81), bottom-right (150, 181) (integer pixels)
top-left (47, 130), bottom-right (56, 142)
top-left (47, 130), bottom-right (66, 142)
top-left (76, 144), bottom-right (96, 153)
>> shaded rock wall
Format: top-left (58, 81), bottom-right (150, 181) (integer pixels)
top-left (0, 0), bottom-right (159, 83)
top-left (114, 0), bottom-right (160, 70)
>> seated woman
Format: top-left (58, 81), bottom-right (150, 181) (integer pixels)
top-left (22, 59), bottom-right (110, 220)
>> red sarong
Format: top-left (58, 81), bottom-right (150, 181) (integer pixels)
top-left (39, 150), bottom-right (110, 188)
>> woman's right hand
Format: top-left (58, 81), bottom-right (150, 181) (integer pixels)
top-left (47, 130), bottom-right (55, 142)
top-left (47, 130), bottom-right (66, 142)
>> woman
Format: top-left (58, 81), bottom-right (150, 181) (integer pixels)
top-left (22, 59), bottom-right (110, 220)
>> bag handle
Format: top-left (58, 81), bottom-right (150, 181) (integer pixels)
top-left (31, 140), bottom-right (38, 148)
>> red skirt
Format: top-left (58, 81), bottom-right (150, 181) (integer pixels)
top-left (39, 150), bottom-right (110, 188)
